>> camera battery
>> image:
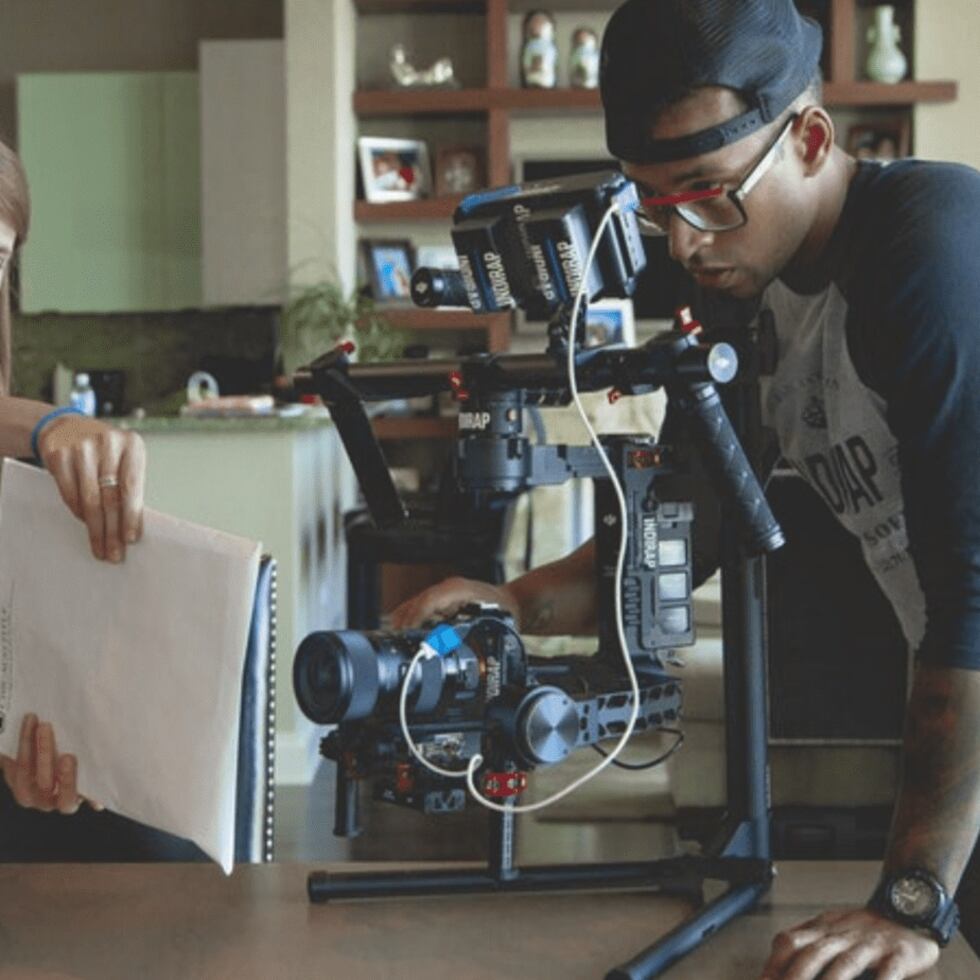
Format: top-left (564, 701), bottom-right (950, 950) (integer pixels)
top-left (523, 203), bottom-right (604, 307)
top-left (451, 213), bottom-right (518, 314)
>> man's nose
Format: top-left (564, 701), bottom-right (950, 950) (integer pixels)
top-left (668, 214), bottom-right (715, 265)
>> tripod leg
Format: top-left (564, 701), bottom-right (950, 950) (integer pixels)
top-left (605, 882), bottom-right (769, 980)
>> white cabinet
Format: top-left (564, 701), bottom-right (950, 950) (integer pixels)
top-left (126, 418), bottom-right (356, 784)
top-left (199, 40), bottom-right (286, 307)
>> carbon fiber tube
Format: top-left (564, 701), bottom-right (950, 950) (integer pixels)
top-left (676, 383), bottom-right (784, 555)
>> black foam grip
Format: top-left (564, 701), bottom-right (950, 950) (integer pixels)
top-left (679, 384), bottom-right (784, 555)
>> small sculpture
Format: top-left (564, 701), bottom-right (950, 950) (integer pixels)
top-left (865, 5), bottom-right (908, 84)
top-left (568, 27), bottom-right (599, 89)
top-left (521, 10), bottom-right (558, 89)
top-left (390, 44), bottom-right (459, 89)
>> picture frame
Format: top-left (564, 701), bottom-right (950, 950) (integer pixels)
top-left (584, 298), bottom-right (636, 348)
top-left (846, 118), bottom-right (911, 163)
top-left (434, 145), bottom-right (485, 197)
top-left (360, 238), bottom-right (416, 306)
top-left (357, 137), bottom-right (432, 203)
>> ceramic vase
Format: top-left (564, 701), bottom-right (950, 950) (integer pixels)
top-left (865, 5), bottom-right (908, 84)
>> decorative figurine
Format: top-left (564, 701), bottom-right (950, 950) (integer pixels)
top-left (521, 10), bottom-right (558, 89)
top-left (568, 27), bottom-right (599, 89)
top-left (865, 5), bottom-right (908, 84)
top-left (389, 44), bottom-right (459, 89)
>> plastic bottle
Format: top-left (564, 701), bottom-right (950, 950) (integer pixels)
top-left (69, 372), bottom-right (97, 417)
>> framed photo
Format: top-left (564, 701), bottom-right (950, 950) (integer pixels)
top-left (847, 118), bottom-right (911, 163)
top-left (434, 145), bottom-right (485, 197)
top-left (357, 137), bottom-right (432, 203)
top-left (584, 299), bottom-right (636, 348)
top-left (360, 239), bottom-right (416, 306)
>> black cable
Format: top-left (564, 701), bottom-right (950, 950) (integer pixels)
top-left (591, 728), bottom-right (684, 771)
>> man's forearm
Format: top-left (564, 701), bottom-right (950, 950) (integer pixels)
top-left (506, 539), bottom-right (597, 634)
top-left (884, 664), bottom-right (980, 893)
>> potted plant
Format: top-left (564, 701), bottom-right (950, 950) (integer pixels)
top-left (279, 278), bottom-right (406, 377)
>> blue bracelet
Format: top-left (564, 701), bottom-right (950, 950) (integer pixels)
top-left (31, 406), bottom-right (86, 462)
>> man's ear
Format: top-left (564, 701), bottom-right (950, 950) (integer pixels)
top-left (798, 107), bottom-right (835, 174)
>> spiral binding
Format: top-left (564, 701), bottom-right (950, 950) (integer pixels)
top-left (263, 559), bottom-right (278, 863)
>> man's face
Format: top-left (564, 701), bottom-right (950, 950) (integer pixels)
top-left (622, 88), bottom-right (810, 299)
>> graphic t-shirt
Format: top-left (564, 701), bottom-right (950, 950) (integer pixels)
top-left (758, 159), bottom-right (980, 668)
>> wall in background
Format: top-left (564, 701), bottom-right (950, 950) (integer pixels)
top-left (3, 0), bottom-right (284, 408)
top-left (914, 0), bottom-right (980, 170)
top-left (285, 0), bottom-right (357, 292)
top-left (0, 0), bottom-right (282, 145)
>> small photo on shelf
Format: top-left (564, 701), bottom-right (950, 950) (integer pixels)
top-left (360, 238), bottom-right (416, 307)
top-left (357, 136), bottom-right (432, 203)
top-left (847, 118), bottom-right (910, 163)
top-left (584, 299), bottom-right (636, 348)
top-left (434, 145), bottom-right (485, 197)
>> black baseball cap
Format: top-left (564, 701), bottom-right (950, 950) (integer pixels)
top-left (601, 0), bottom-right (822, 163)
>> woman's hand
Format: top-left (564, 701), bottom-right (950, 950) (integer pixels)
top-left (36, 415), bottom-right (146, 562)
top-left (0, 714), bottom-right (100, 815)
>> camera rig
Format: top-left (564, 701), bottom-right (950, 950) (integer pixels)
top-left (292, 172), bottom-right (784, 979)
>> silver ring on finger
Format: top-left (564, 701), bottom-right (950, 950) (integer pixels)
top-left (98, 475), bottom-right (119, 490)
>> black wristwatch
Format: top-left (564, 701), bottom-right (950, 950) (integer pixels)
top-left (869, 868), bottom-right (960, 947)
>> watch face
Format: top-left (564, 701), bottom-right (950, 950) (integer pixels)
top-left (889, 876), bottom-right (940, 919)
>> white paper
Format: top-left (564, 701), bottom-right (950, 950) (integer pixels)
top-left (0, 459), bottom-right (261, 873)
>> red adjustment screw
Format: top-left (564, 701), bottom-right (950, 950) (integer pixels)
top-left (337, 340), bottom-right (356, 355)
top-left (395, 763), bottom-right (414, 795)
top-left (448, 370), bottom-right (470, 402)
top-left (482, 770), bottom-right (528, 799)
top-left (608, 388), bottom-right (623, 404)
top-left (675, 305), bottom-right (703, 336)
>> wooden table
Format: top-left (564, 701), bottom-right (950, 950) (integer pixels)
top-left (0, 862), bottom-right (976, 979)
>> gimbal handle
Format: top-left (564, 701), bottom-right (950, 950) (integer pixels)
top-left (671, 380), bottom-right (784, 555)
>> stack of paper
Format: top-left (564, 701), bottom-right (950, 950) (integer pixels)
top-left (0, 460), bottom-right (260, 873)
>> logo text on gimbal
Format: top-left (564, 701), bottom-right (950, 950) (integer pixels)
top-left (459, 411), bottom-right (492, 431)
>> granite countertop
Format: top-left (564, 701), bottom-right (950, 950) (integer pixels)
top-left (116, 412), bottom-right (334, 433)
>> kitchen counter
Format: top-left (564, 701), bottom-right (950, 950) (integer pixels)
top-left (116, 411), bottom-right (333, 433)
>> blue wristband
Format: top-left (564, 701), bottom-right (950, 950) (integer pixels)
top-left (31, 406), bottom-right (85, 462)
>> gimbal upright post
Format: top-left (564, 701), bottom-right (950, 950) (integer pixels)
top-left (608, 324), bottom-right (774, 979)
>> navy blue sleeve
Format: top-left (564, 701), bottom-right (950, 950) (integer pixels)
top-left (847, 162), bottom-right (980, 669)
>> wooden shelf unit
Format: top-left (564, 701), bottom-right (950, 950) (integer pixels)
top-left (355, 196), bottom-right (463, 221)
top-left (371, 415), bottom-right (457, 440)
top-left (383, 308), bottom-right (511, 351)
top-left (356, 80), bottom-right (957, 119)
top-left (354, 0), bottom-right (958, 224)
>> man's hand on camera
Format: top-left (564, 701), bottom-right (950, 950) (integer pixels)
top-left (37, 415), bottom-right (146, 564)
top-left (759, 907), bottom-right (939, 980)
top-left (0, 714), bottom-right (102, 815)
top-left (389, 576), bottom-right (521, 629)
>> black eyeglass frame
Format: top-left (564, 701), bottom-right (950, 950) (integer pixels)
top-left (636, 113), bottom-right (801, 237)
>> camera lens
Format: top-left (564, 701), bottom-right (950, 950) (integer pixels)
top-left (294, 632), bottom-right (381, 724)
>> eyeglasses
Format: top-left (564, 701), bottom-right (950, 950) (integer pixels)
top-left (635, 114), bottom-right (799, 237)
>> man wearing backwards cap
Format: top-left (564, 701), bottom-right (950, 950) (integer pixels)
top-left (394, 1), bottom-right (980, 975)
